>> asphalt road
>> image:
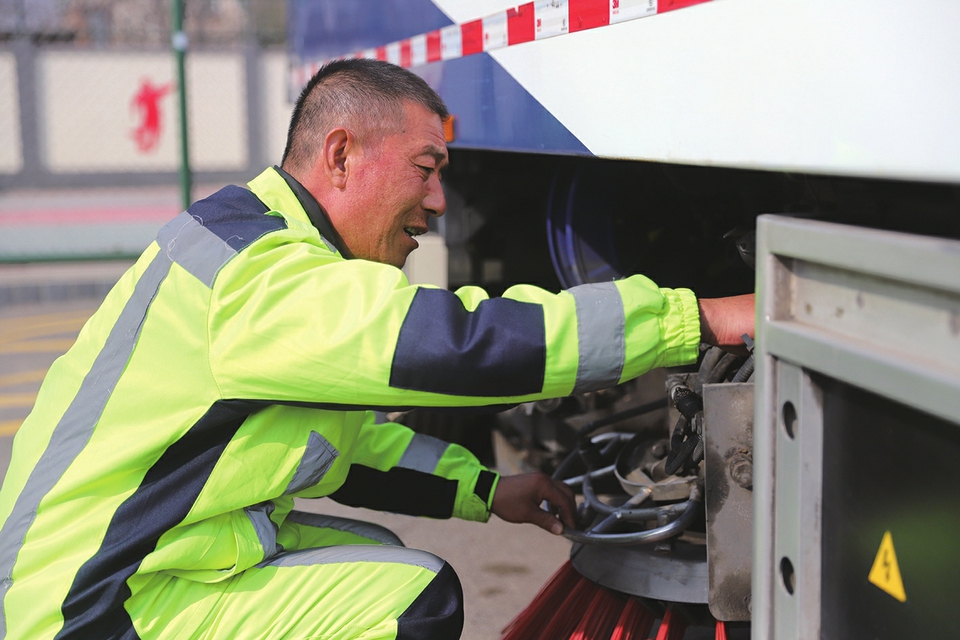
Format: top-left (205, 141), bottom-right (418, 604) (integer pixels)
top-left (0, 296), bottom-right (571, 640)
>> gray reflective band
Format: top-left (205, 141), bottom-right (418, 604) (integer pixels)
top-left (0, 251), bottom-right (173, 636)
top-left (285, 511), bottom-right (403, 547)
top-left (258, 545), bottom-right (444, 573)
top-left (397, 433), bottom-right (449, 474)
top-left (244, 501), bottom-right (279, 562)
top-left (570, 282), bottom-right (626, 394)
top-left (285, 431), bottom-right (339, 495)
top-left (318, 235), bottom-right (337, 254)
top-left (157, 211), bottom-right (237, 288)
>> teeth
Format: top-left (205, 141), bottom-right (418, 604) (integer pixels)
top-left (404, 227), bottom-right (424, 237)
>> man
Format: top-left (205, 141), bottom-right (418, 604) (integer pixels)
top-left (0, 59), bottom-right (754, 639)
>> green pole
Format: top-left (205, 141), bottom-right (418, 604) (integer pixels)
top-left (172, 0), bottom-right (192, 211)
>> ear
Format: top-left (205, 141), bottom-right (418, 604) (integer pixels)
top-left (322, 128), bottom-right (356, 190)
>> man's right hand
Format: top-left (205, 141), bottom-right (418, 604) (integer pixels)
top-left (697, 293), bottom-right (755, 353)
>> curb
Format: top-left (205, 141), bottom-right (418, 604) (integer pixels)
top-left (0, 260), bottom-right (134, 307)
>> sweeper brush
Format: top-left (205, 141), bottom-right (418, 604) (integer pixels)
top-left (501, 560), bottom-right (738, 640)
top-left (500, 347), bottom-right (755, 640)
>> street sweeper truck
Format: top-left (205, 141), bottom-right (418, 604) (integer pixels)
top-left (288, 1), bottom-right (960, 637)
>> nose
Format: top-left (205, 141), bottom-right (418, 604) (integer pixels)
top-left (424, 174), bottom-right (446, 218)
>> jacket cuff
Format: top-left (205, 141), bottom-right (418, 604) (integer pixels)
top-left (655, 287), bottom-right (702, 369)
top-left (454, 468), bottom-right (500, 522)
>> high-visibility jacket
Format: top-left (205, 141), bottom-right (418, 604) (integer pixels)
top-left (0, 167), bottom-right (701, 639)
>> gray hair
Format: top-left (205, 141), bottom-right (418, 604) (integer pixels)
top-left (281, 58), bottom-right (449, 173)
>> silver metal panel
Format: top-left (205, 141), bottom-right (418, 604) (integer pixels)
top-left (570, 541), bottom-right (709, 604)
top-left (758, 215), bottom-right (960, 425)
top-left (753, 215), bottom-right (960, 640)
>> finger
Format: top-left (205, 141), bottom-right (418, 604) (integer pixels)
top-left (528, 504), bottom-right (565, 535)
top-left (540, 480), bottom-right (577, 528)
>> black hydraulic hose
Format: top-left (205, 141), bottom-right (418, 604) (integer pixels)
top-left (574, 397), bottom-right (669, 440)
top-left (705, 352), bottom-right (741, 384)
top-left (695, 347), bottom-right (725, 393)
top-left (664, 433), bottom-right (700, 475)
top-left (671, 386), bottom-right (703, 422)
top-left (732, 354), bottom-right (755, 383)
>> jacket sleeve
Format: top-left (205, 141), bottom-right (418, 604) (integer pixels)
top-left (327, 411), bottom-right (497, 522)
top-left (207, 226), bottom-right (701, 411)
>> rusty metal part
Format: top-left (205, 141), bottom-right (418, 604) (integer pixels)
top-left (703, 382), bottom-right (755, 622)
top-left (619, 466), bottom-right (697, 501)
top-left (613, 433), bottom-right (696, 501)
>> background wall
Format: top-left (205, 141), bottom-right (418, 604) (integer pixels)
top-left (0, 0), bottom-right (291, 189)
top-left (0, 44), bottom-right (292, 189)
top-left (0, 51), bottom-right (23, 175)
top-left (0, 38), bottom-right (295, 263)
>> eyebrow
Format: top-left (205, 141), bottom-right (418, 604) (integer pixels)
top-left (419, 145), bottom-right (449, 169)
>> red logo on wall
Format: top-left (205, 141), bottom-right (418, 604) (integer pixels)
top-left (131, 78), bottom-right (174, 153)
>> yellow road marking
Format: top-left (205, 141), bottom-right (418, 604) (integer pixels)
top-left (0, 308), bottom-right (94, 328)
top-left (0, 392), bottom-right (37, 409)
top-left (0, 369), bottom-right (48, 386)
top-left (0, 316), bottom-right (90, 343)
top-left (0, 419), bottom-right (23, 436)
top-left (0, 338), bottom-right (77, 354)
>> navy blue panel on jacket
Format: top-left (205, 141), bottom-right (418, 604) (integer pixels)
top-left (56, 400), bottom-right (263, 640)
top-left (188, 185), bottom-right (282, 251)
top-left (389, 288), bottom-right (546, 397)
top-left (330, 465), bottom-right (458, 519)
top-left (396, 562), bottom-right (464, 640)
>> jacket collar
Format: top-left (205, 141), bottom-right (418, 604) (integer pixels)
top-left (271, 165), bottom-right (354, 259)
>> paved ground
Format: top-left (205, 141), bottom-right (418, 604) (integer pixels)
top-left (0, 261), bottom-right (571, 640)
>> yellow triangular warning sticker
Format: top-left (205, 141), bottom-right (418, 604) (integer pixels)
top-left (868, 531), bottom-right (906, 602)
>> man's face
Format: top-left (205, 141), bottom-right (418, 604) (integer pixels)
top-left (339, 102), bottom-right (448, 268)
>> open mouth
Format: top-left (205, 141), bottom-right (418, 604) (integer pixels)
top-left (404, 227), bottom-right (426, 238)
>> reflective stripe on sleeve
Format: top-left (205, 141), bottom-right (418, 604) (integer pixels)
top-left (244, 501), bottom-right (280, 562)
top-left (570, 281), bottom-right (626, 394)
top-left (397, 433), bottom-right (449, 474)
top-left (285, 431), bottom-right (339, 495)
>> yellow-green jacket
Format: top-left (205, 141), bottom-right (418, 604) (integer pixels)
top-left (0, 167), bottom-right (701, 639)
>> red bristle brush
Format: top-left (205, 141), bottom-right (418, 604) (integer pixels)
top-left (569, 585), bottom-right (626, 640)
top-left (609, 596), bottom-right (656, 640)
top-left (653, 607), bottom-right (689, 640)
top-left (500, 560), bottom-right (592, 640)
top-left (715, 620), bottom-right (728, 640)
top-left (502, 560), bottom-right (663, 640)
top-left (528, 564), bottom-right (604, 639)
